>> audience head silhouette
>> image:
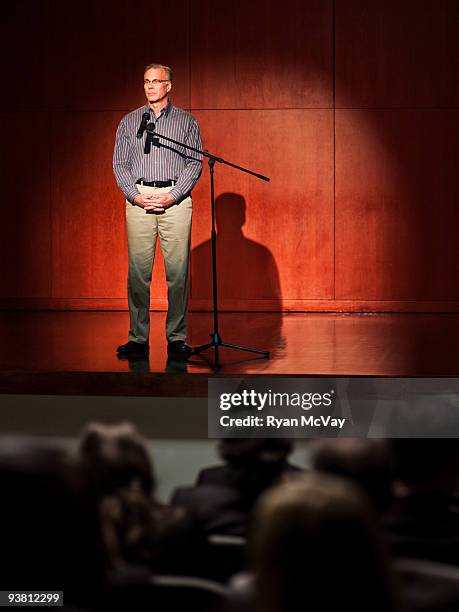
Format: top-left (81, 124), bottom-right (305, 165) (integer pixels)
top-left (312, 438), bottom-right (395, 512)
top-left (79, 421), bottom-right (155, 497)
top-left (249, 471), bottom-right (402, 612)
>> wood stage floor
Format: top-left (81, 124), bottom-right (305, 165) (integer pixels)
top-left (0, 311), bottom-right (458, 397)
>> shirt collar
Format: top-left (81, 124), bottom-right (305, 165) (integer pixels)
top-left (144, 100), bottom-right (172, 119)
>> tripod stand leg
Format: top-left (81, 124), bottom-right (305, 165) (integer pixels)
top-left (221, 342), bottom-right (269, 357)
top-left (192, 341), bottom-right (214, 354)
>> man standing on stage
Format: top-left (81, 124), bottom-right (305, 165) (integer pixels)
top-left (113, 63), bottom-right (202, 357)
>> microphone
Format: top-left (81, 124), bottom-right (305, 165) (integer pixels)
top-left (136, 112), bottom-right (150, 139)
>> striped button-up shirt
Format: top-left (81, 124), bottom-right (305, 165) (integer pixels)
top-left (113, 101), bottom-right (203, 203)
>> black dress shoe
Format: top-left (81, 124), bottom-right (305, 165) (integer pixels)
top-left (167, 340), bottom-right (192, 357)
top-left (116, 341), bottom-right (149, 355)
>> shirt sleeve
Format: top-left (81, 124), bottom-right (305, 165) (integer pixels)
top-left (168, 117), bottom-right (203, 203)
top-left (113, 119), bottom-right (140, 203)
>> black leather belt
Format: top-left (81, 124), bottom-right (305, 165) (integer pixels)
top-left (136, 179), bottom-right (175, 187)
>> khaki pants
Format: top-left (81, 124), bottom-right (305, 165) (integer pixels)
top-left (125, 184), bottom-right (192, 344)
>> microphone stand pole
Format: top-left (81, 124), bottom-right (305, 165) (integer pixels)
top-left (146, 125), bottom-right (271, 371)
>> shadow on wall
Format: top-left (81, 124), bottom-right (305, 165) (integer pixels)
top-left (190, 192), bottom-right (283, 352)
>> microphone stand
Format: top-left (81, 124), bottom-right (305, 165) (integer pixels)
top-left (145, 124), bottom-right (271, 370)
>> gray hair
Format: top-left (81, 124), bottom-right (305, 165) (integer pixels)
top-left (143, 63), bottom-right (173, 82)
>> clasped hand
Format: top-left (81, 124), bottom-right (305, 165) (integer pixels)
top-left (134, 193), bottom-right (176, 214)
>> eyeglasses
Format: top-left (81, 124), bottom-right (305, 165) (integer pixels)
top-left (144, 79), bottom-right (170, 86)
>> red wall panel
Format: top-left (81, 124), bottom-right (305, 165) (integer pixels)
top-left (191, 0), bottom-right (333, 109)
top-left (47, 0), bottom-right (190, 111)
top-left (190, 110), bottom-right (334, 304)
top-left (0, 1), bottom-right (49, 112)
top-left (51, 111), bottom-right (127, 298)
top-left (0, 113), bottom-right (51, 297)
top-left (335, 109), bottom-right (459, 300)
top-left (335, 0), bottom-right (459, 107)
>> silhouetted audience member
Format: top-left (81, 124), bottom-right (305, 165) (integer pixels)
top-left (79, 422), bottom-right (202, 576)
top-left (172, 439), bottom-right (300, 537)
top-left (233, 472), bottom-right (404, 612)
top-left (197, 438), bottom-right (299, 487)
top-left (312, 438), bottom-right (395, 513)
top-left (383, 439), bottom-right (459, 566)
top-left (0, 437), bottom-right (106, 611)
